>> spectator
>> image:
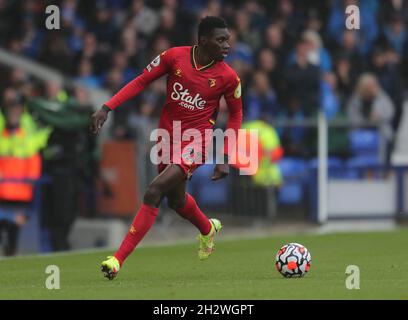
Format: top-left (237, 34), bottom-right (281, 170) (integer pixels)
top-left (327, 0), bottom-right (379, 56)
top-left (224, 28), bottom-right (254, 82)
top-left (321, 72), bottom-right (340, 120)
top-left (346, 73), bottom-right (395, 160)
top-left (301, 30), bottom-right (332, 72)
top-left (44, 80), bottom-right (69, 104)
top-left (379, 0), bottom-right (408, 27)
top-left (71, 86), bottom-right (99, 218)
top-left (347, 73), bottom-right (395, 125)
top-left (109, 50), bottom-right (137, 84)
top-left (75, 58), bottom-right (101, 88)
top-left (283, 40), bottom-right (320, 116)
top-left (75, 32), bottom-right (109, 77)
top-left (156, 7), bottom-right (178, 46)
top-left (272, 0), bottom-right (302, 45)
top-left (333, 54), bottom-right (358, 106)
top-left (305, 9), bottom-right (324, 34)
top-left (119, 23), bottom-right (145, 70)
top-left (369, 46), bottom-right (404, 129)
top-left (245, 71), bottom-right (279, 123)
top-left (0, 89), bottom-right (51, 256)
top-left (383, 14), bottom-right (407, 56)
top-left (264, 23), bottom-right (288, 66)
top-left (234, 9), bottom-right (261, 52)
top-left (89, 2), bottom-right (118, 45)
top-left (29, 83), bottom-right (93, 252)
top-left (256, 48), bottom-right (285, 100)
top-left (38, 33), bottom-right (73, 74)
top-left (322, 73), bottom-right (350, 157)
top-left (243, 0), bottom-right (268, 33)
top-left (127, 0), bottom-right (160, 38)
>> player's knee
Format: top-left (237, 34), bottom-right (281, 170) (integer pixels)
top-left (167, 196), bottom-right (185, 211)
top-left (143, 185), bottom-right (162, 207)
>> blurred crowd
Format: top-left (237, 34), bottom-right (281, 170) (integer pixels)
top-left (1, 0), bottom-right (408, 252)
top-left (1, 0), bottom-right (407, 153)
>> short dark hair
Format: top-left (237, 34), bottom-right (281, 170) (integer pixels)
top-left (198, 16), bottom-right (228, 40)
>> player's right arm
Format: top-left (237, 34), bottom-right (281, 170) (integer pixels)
top-left (90, 50), bottom-right (173, 134)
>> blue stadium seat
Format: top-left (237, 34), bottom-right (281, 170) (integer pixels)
top-left (196, 182), bottom-right (228, 207)
top-left (191, 165), bottom-right (228, 207)
top-left (277, 158), bottom-right (308, 205)
top-left (346, 155), bottom-right (381, 179)
top-left (277, 183), bottom-right (304, 205)
top-left (347, 155), bottom-right (380, 167)
top-left (349, 129), bottom-right (380, 156)
top-left (308, 157), bottom-right (361, 179)
top-left (278, 157), bottom-right (308, 179)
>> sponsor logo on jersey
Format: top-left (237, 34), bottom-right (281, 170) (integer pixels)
top-left (170, 82), bottom-right (206, 110)
top-left (208, 78), bottom-right (216, 88)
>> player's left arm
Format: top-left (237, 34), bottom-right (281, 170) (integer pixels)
top-left (212, 75), bottom-right (243, 181)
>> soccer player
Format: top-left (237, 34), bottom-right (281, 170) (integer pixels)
top-left (90, 16), bottom-right (242, 280)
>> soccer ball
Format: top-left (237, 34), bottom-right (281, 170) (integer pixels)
top-left (275, 243), bottom-right (311, 278)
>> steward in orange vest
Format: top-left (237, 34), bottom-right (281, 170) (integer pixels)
top-left (0, 91), bottom-right (51, 256)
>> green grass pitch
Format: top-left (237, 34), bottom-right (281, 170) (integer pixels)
top-left (0, 229), bottom-right (407, 299)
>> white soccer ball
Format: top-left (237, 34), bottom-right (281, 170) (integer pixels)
top-left (275, 243), bottom-right (312, 278)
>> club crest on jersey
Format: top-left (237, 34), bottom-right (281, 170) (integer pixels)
top-left (175, 69), bottom-right (183, 77)
top-left (171, 82), bottom-right (206, 110)
top-left (208, 78), bottom-right (216, 88)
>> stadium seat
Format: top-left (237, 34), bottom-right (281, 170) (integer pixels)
top-left (308, 157), bottom-right (361, 179)
top-left (197, 182), bottom-right (228, 207)
top-left (278, 157), bottom-right (308, 179)
top-left (349, 129), bottom-right (380, 156)
top-left (346, 155), bottom-right (382, 179)
top-left (277, 182), bottom-right (304, 205)
top-left (191, 164), bottom-right (228, 207)
top-left (277, 158), bottom-right (308, 205)
top-left (347, 155), bottom-right (380, 167)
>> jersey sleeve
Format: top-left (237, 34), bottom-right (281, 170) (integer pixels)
top-left (104, 49), bottom-right (174, 110)
top-left (223, 73), bottom-right (243, 157)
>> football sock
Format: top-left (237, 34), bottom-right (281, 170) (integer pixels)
top-left (114, 203), bottom-right (158, 266)
top-left (175, 193), bottom-right (212, 235)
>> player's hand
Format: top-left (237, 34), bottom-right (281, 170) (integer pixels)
top-left (90, 105), bottom-right (110, 135)
top-left (212, 163), bottom-right (229, 181)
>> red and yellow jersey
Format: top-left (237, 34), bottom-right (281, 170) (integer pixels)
top-left (105, 46), bottom-right (242, 157)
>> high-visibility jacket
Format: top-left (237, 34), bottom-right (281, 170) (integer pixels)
top-left (0, 111), bottom-right (52, 202)
top-left (231, 120), bottom-right (283, 187)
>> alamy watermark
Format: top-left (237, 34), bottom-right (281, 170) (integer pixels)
top-left (345, 5), bottom-right (360, 30)
top-left (345, 265), bottom-right (360, 290)
top-left (45, 265), bottom-right (60, 289)
top-left (45, 5), bottom-right (60, 30)
top-left (150, 121), bottom-right (260, 175)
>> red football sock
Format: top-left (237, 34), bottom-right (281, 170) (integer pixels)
top-left (175, 193), bottom-right (211, 235)
top-left (114, 203), bottom-right (158, 266)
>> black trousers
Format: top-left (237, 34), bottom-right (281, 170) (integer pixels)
top-left (41, 171), bottom-right (78, 252)
top-left (0, 220), bottom-right (19, 256)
